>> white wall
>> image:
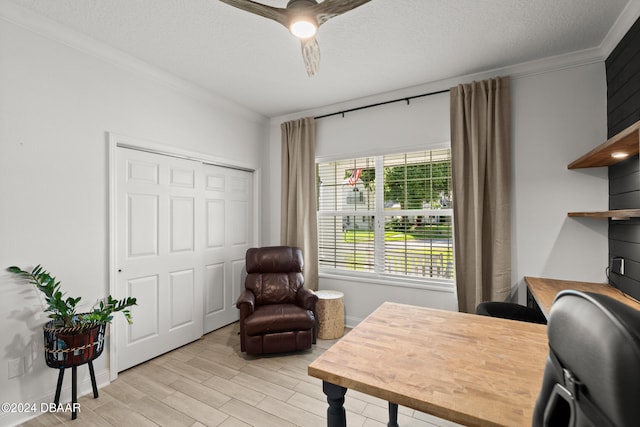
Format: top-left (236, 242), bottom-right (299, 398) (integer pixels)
top-left (0, 13), bottom-right (266, 426)
top-left (511, 63), bottom-right (609, 301)
top-left (267, 60), bottom-right (609, 325)
top-left (314, 91), bottom-right (451, 160)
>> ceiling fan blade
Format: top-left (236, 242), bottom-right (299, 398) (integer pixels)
top-left (220, 0), bottom-right (368, 77)
top-left (301, 37), bottom-right (320, 76)
top-left (312, 0), bottom-right (372, 26)
top-left (218, 0), bottom-right (288, 28)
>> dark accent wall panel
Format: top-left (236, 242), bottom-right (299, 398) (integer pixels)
top-left (608, 151), bottom-right (640, 304)
top-left (609, 219), bottom-right (640, 300)
top-left (607, 17), bottom-right (640, 301)
top-left (609, 155), bottom-right (640, 209)
top-left (606, 16), bottom-right (640, 138)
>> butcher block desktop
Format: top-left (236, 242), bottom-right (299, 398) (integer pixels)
top-left (308, 302), bottom-right (548, 427)
top-left (308, 279), bottom-right (640, 427)
top-left (525, 276), bottom-right (640, 317)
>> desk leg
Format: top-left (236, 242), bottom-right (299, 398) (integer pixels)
top-left (323, 381), bottom-right (347, 427)
top-left (388, 402), bottom-right (399, 427)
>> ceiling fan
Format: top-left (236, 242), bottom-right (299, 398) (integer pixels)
top-left (218, 0), bottom-right (371, 76)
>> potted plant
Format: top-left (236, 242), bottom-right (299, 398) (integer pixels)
top-left (7, 264), bottom-right (137, 367)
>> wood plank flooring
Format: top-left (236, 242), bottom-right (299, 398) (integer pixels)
top-left (20, 323), bottom-right (463, 427)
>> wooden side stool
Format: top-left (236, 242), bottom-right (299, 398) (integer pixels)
top-left (315, 290), bottom-right (345, 339)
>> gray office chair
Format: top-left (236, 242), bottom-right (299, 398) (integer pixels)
top-left (532, 290), bottom-right (640, 427)
top-left (476, 301), bottom-right (547, 324)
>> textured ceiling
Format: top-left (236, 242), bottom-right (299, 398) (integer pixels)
top-left (5, 0), bottom-right (635, 117)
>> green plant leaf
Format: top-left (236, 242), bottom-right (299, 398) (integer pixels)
top-left (8, 264), bottom-right (138, 326)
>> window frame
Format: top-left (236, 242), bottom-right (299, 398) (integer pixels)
top-left (316, 145), bottom-right (455, 291)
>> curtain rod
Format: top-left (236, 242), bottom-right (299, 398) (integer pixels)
top-left (313, 88), bottom-right (450, 120)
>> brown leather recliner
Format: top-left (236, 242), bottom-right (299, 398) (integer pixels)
top-left (236, 246), bottom-right (318, 356)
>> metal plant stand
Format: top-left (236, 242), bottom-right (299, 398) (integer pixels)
top-left (44, 321), bottom-right (106, 420)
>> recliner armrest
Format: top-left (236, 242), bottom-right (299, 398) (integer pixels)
top-left (236, 289), bottom-right (255, 353)
top-left (297, 288), bottom-right (319, 311)
top-left (236, 289), bottom-right (255, 315)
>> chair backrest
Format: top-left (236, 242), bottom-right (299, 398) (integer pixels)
top-left (245, 246), bottom-right (304, 306)
top-left (532, 290), bottom-right (640, 427)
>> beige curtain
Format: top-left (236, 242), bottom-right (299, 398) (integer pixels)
top-left (280, 117), bottom-right (319, 290)
top-left (450, 76), bottom-right (511, 313)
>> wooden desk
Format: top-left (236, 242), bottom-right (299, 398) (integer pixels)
top-left (308, 302), bottom-right (548, 427)
top-left (524, 276), bottom-right (640, 318)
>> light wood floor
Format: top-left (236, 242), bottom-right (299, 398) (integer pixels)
top-left (21, 323), bottom-right (463, 427)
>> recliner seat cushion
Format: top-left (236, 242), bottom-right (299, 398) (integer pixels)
top-left (244, 304), bottom-right (315, 336)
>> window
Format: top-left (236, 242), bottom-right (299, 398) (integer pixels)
top-left (317, 149), bottom-right (454, 283)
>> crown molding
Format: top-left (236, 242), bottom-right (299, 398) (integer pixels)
top-left (4, 0), bottom-right (635, 124)
top-left (272, 4), bottom-right (638, 123)
top-left (276, 46), bottom-right (607, 123)
top-left (599, 0), bottom-right (640, 58)
top-left (0, 0), bottom-right (266, 124)
top-left (478, 47), bottom-right (605, 82)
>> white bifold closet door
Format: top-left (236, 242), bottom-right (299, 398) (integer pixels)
top-left (115, 147), bottom-right (252, 371)
top-left (202, 164), bottom-right (252, 332)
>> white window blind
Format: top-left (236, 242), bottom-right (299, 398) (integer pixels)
top-left (317, 149), bottom-right (454, 282)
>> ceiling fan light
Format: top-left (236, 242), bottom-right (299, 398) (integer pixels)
top-left (290, 19), bottom-right (317, 39)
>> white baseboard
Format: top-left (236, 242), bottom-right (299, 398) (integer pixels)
top-left (345, 315), bottom-right (364, 329)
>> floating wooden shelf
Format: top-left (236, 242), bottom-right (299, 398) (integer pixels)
top-left (568, 209), bottom-right (640, 220)
top-left (567, 119), bottom-right (640, 219)
top-left (568, 119), bottom-right (640, 169)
